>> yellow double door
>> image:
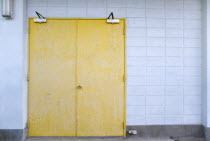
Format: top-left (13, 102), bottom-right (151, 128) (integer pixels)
top-left (28, 19), bottom-right (125, 137)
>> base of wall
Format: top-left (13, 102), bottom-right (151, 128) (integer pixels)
top-left (126, 125), bottom-right (204, 138)
top-left (204, 126), bottom-right (210, 141)
top-left (0, 125), bottom-right (204, 141)
top-left (0, 128), bottom-right (27, 141)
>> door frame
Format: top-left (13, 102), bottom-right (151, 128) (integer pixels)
top-left (27, 18), bottom-right (127, 137)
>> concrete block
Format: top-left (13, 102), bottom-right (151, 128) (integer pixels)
top-left (147, 57), bottom-right (165, 67)
top-left (147, 28), bottom-right (165, 37)
top-left (166, 19), bottom-right (183, 28)
top-left (127, 37), bottom-right (146, 46)
top-left (165, 96), bottom-right (183, 105)
top-left (166, 28), bottom-right (183, 38)
top-left (146, 106), bottom-right (164, 115)
top-left (165, 9), bottom-right (183, 19)
top-left (87, 8), bottom-right (106, 17)
top-left (87, 0), bottom-right (106, 8)
top-left (127, 8), bottom-right (145, 18)
top-left (126, 0), bottom-right (145, 8)
top-left (184, 39), bottom-right (201, 47)
top-left (184, 10), bottom-right (201, 20)
top-left (184, 57), bottom-right (202, 67)
top-left (184, 48), bottom-right (202, 57)
top-left (184, 76), bottom-right (202, 86)
top-left (127, 86), bottom-right (147, 96)
top-left (184, 105), bottom-right (201, 115)
top-left (147, 86), bottom-right (165, 96)
top-left (184, 96), bottom-right (201, 105)
top-left (127, 18), bottom-right (146, 27)
top-left (147, 76), bottom-right (165, 86)
top-left (166, 38), bottom-right (183, 47)
top-left (127, 67), bottom-right (147, 75)
top-left (184, 115), bottom-right (202, 124)
top-left (68, 0), bottom-right (87, 7)
top-left (127, 57), bottom-right (147, 67)
top-left (184, 29), bottom-right (201, 39)
top-left (146, 96), bottom-right (164, 106)
top-left (147, 47), bottom-right (165, 57)
top-left (165, 106), bottom-right (183, 115)
top-left (127, 96), bottom-right (145, 106)
top-left (146, 0), bottom-right (164, 9)
top-left (184, 20), bottom-right (201, 28)
top-left (166, 57), bottom-right (182, 66)
top-left (127, 76), bottom-right (147, 86)
top-left (165, 116), bottom-right (184, 124)
top-left (165, 86), bottom-right (183, 96)
top-left (147, 18), bottom-right (165, 28)
top-left (166, 75), bottom-right (183, 85)
top-left (184, 0), bottom-right (201, 10)
top-left (146, 9), bottom-right (165, 18)
top-left (127, 28), bottom-right (146, 37)
top-left (147, 38), bottom-right (165, 47)
top-left (184, 86), bottom-right (202, 96)
top-left (107, 0), bottom-right (126, 8)
top-left (165, 0), bottom-right (183, 9)
top-left (147, 67), bottom-right (165, 76)
top-left (127, 47), bottom-right (147, 57)
top-left (127, 106), bottom-right (145, 116)
top-left (146, 116), bottom-right (164, 125)
top-left (166, 67), bottom-right (183, 76)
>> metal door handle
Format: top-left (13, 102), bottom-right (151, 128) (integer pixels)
top-left (77, 85), bottom-right (82, 88)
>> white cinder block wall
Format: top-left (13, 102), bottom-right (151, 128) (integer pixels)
top-left (0, 0), bottom-right (27, 129)
top-left (27, 0), bottom-right (202, 125)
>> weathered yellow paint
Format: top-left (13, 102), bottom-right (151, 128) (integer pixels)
top-left (77, 20), bottom-right (125, 136)
top-left (28, 18), bottom-right (125, 137)
top-left (28, 19), bottom-right (77, 136)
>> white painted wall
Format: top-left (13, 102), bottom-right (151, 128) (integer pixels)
top-left (202, 0), bottom-right (210, 128)
top-left (27, 0), bottom-right (202, 125)
top-left (0, 0), bottom-right (27, 129)
top-left (0, 0), bottom-right (204, 131)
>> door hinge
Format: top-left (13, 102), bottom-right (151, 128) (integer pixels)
top-left (28, 122), bottom-right (30, 128)
top-left (123, 74), bottom-right (126, 82)
top-left (27, 74), bottom-right (30, 82)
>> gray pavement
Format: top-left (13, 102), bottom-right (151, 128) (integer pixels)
top-left (26, 137), bottom-right (205, 141)
top-left (26, 137), bottom-right (173, 141)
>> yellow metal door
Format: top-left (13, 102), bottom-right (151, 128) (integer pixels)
top-left (77, 20), bottom-right (125, 136)
top-left (28, 19), bottom-right (77, 136)
top-left (29, 19), bottom-right (125, 137)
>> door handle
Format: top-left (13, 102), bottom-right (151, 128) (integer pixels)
top-left (77, 85), bottom-right (82, 89)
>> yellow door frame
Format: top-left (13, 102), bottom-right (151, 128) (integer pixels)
top-left (27, 18), bottom-right (127, 137)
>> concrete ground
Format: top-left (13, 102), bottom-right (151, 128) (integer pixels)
top-left (26, 137), bottom-right (205, 141)
top-left (171, 137), bottom-right (205, 141)
top-left (26, 137), bottom-right (172, 141)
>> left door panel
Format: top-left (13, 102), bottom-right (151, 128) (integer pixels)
top-left (28, 19), bottom-right (77, 136)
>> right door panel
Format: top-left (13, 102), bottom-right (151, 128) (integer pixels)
top-left (76, 20), bottom-right (125, 136)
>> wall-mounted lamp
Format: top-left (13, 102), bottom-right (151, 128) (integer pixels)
top-left (2, 0), bottom-right (13, 18)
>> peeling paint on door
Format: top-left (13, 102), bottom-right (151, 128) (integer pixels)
top-left (28, 19), bottom-right (125, 137)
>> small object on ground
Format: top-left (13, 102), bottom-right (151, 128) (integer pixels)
top-left (128, 130), bottom-right (138, 135)
top-left (170, 136), bottom-right (179, 141)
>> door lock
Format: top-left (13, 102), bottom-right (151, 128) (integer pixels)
top-left (77, 85), bottom-right (82, 89)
